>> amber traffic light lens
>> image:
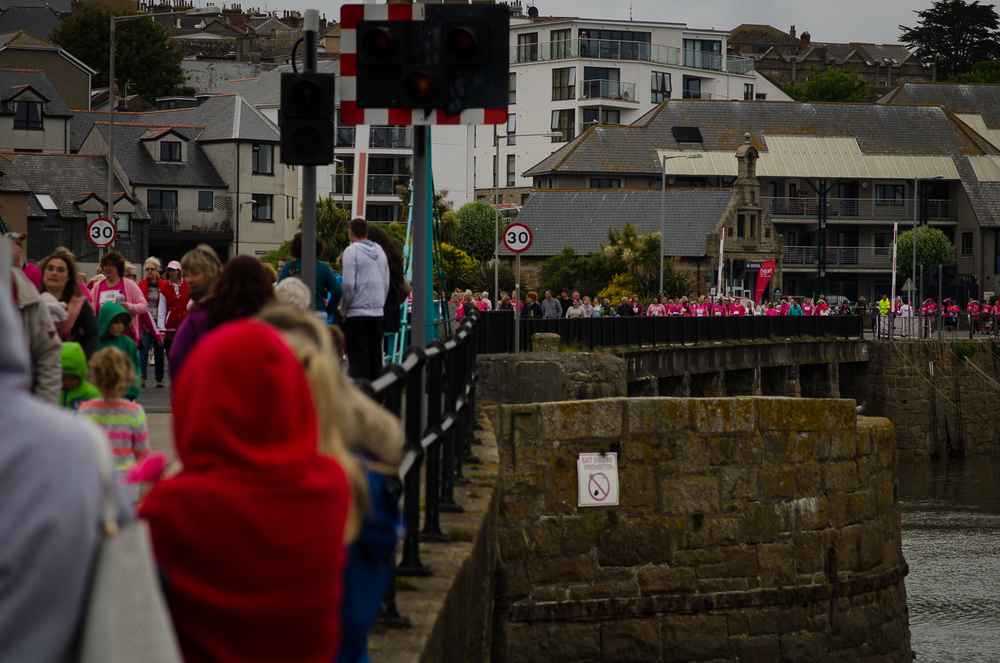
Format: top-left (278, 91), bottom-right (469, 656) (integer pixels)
top-left (445, 27), bottom-right (477, 60)
top-left (362, 27), bottom-right (395, 58)
top-left (404, 71), bottom-right (437, 102)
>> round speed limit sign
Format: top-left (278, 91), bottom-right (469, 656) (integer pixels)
top-left (87, 217), bottom-right (117, 248)
top-left (503, 223), bottom-right (533, 254)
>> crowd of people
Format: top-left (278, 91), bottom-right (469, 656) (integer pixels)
top-left (2, 223), bottom-right (414, 663)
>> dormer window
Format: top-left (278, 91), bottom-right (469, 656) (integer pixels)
top-left (161, 141), bottom-right (182, 162)
top-left (14, 101), bottom-right (42, 129)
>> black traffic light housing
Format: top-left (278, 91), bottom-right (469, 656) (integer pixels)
top-left (354, 5), bottom-right (508, 116)
top-left (279, 72), bottom-right (334, 165)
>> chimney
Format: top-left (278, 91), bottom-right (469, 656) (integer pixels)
top-left (800, 31), bottom-right (810, 47)
top-left (789, 25), bottom-right (796, 39)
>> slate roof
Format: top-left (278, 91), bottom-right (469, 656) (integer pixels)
top-left (500, 189), bottom-right (734, 258)
top-left (0, 0), bottom-right (70, 13)
top-left (524, 99), bottom-right (1000, 227)
top-left (92, 122), bottom-right (228, 188)
top-left (0, 6), bottom-right (60, 40)
top-left (0, 152), bottom-right (149, 220)
top-left (878, 82), bottom-right (1000, 127)
top-left (213, 59), bottom-right (339, 106)
top-left (0, 28), bottom-right (51, 47)
top-left (0, 67), bottom-right (71, 116)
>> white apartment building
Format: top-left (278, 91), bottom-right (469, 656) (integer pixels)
top-left (473, 16), bottom-right (762, 206)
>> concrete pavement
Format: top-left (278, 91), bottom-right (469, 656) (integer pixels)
top-left (135, 364), bottom-right (175, 462)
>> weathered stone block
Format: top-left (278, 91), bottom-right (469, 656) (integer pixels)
top-left (757, 397), bottom-right (854, 433)
top-left (743, 500), bottom-right (779, 543)
top-left (720, 466), bottom-right (759, 501)
top-left (507, 562), bottom-right (531, 601)
top-left (626, 397), bottom-right (691, 434)
top-left (725, 545), bottom-right (759, 577)
top-left (761, 464), bottom-right (797, 499)
top-left (674, 547), bottom-right (724, 566)
top-left (637, 566), bottom-right (697, 595)
top-left (692, 398), bottom-right (757, 433)
top-left (732, 635), bottom-right (784, 663)
top-left (793, 530), bottom-right (824, 574)
top-left (531, 333), bottom-right (560, 353)
top-left (530, 517), bottom-right (561, 556)
top-left (499, 523), bottom-right (530, 561)
top-left (698, 576), bottom-right (748, 593)
top-left (758, 542), bottom-right (795, 587)
top-left (537, 400), bottom-right (623, 440)
top-left (567, 582), bottom-right (637, 601)
top-left (823, 461), bottom-right (860, 493)
top-left (620, 465), bottom-right (658, 509)
top-left (601, 618), bottom-right (661, 663)
top-left (747, 605), bottom-right (808, 636)
top-left (707, 433), bottom-right (764, 466)
top-left (533, 587), bottom-right (564, 602)
top-left (508, 622), bottom-right (600, 662)
top-left (527, 556), bottom-right (593, 585)
top-left (779, 631), bottom-right (829, 662)
top-left (660, 614), bottom-right (730, 660)
top-left (661, 475), bottom-right (720, 516)
top-left (762, 430), bottom-right (815, 464)
top-left (595, 516), bottom-right (678, 567)
top-left (502, 499), bottom-right (536, 520)
top-left (560, 516), bottom-right (594, 557)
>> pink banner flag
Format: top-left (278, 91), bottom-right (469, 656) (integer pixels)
top-left (754, 260), bottom-right (777, 305)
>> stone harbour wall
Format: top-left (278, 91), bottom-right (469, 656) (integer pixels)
top-left (486, 397), bottom-right (912, 663)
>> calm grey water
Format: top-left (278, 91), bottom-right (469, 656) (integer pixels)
top-left (898, 455), bottom-right (1000, 663)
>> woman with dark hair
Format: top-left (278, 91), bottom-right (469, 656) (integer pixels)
top-left (39, 248), bottom-right (99, 359)
top-left (365, 225), bottom-right (406, 338)
top-left (169, 256), bottom-right (276, 379)
top-left (277, 232), bottom-right (342, 323)
top-left (89, 250), bottom-right (147, 344)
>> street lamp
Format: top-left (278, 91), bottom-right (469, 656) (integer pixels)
top-left (493, 129), bottom-right (560, 302)
top-left (913, 174), bottom-right (943, 337)
top-left (107, 6), bottom-right (218, 233)
top-left (660, 153), bottom-right (703, 294)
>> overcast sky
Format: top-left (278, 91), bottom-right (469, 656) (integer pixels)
top-left (264, 0), bottom-right (937, 46)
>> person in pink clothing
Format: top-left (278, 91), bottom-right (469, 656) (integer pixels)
top-left (765, 303), bottom-right (779, 316)
top-left (801, 298), bottom-right (814, 315)
top-left (646, 296), bottom-right (667, 317)
top-left (89, 251), bottom-right (148, 344)
top-left (727, 299), bottom-right (744, 316)
top-left (779, 298), bottom-right (790, 315)
top-left (712, 299), bottom-right (727, 316)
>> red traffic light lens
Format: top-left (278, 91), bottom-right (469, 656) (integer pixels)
top-left (292, 80), bottom-right (322, 109)
top-left (404, 71), bottom-right (437, 102)
top-left (362, 27), bottom-right (395, 58)
top-left (445, 27), bottom-right (478, 60)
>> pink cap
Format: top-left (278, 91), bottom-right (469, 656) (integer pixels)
top-left (167, 260), bottom-right (182, 270)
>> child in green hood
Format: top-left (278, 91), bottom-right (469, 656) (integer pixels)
top-left (60, 342), bottom-right (100, 410)
top-left (97, 302), bottom-right (141, 400)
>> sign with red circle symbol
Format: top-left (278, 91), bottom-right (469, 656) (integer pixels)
top-left (87, 217), bottom-right (117, 248)
top-left (503, 223), bottom-right (532, 254)
top-left (577, 452), bottom-right (620, 507)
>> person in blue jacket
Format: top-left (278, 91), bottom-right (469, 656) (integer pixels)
top-left (277, 232), bottom-right (342, 324)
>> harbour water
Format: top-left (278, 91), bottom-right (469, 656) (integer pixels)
top-left (898, 454), bottom-right (1000, 662)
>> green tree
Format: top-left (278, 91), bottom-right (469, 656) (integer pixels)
top-left (454, 200), bottom-right (498, 261)
top-left (434, 243), bottom-right (479, 293)
top-left (440, 210), bottom-right (460, 244)
top-left (51, 6), bottom-right (185, 100)
top-left (602, 222), bottom-right (663, 295)
top-left (949, 59), bottom-right (1000, 83)
top-left (539, 247), bottom-right (617, 297)
top-left (296, 196), bottom-right (350, 263)
top-left (598, 273), bottom-right (643, 304)
top-left (895, 226), bottom-right (956, 277)
top-left (782, 68), bottom-right (868, 102)
top-left (899, 0), bottom-right (1000, 80)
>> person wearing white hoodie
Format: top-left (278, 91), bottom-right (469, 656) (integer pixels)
top-left (340, 218), bottom-right (390, 381)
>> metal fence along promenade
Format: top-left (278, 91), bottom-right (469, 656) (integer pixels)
top-left (476, 312), bottom-right (863, 354)
top-left (359, 310), bottom-right (482, 625)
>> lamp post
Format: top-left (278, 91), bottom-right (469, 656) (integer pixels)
top-left (660, 153), bottom-right (703, 294)
top-left (107, 7), bottom-right (216, 234)
top-left (913, 174), bottom-right (943, 338)
top-left (493, 129), bottom-right (560, 301)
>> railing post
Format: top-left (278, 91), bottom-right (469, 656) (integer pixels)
top-left (420, 343), bottom-right (448, 541)
top-left (439, 336), bottom-right (463, 513)
top-left (397, 348), bottom-right (432, 577)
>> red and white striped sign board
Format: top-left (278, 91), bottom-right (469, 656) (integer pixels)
top-left (340, 3), bottom-right (507, 126)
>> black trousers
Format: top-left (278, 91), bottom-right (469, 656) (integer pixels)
top-left (343, 316), bottom-right (385, 381)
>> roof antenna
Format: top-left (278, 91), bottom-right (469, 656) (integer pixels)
top-left (630, 4), bottom-right (632, 20)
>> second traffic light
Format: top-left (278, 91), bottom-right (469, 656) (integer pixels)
top-left (279, 72), bottom-right (334, 165)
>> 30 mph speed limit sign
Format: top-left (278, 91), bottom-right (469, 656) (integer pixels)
top-left (87, 217), bottom-right (117, 248)
top-left (503, 223), bottom-right (532, 253)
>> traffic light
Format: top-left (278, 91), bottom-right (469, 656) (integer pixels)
top-left (353, 4), bottom-right (508, 117)
top-left (279, 72), bottom-right (334, 165)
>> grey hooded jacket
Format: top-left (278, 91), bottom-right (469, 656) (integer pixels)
top-left (340, 238), bottom-right (390, 319)
top-left (0, 281), bottom-right (131, 662)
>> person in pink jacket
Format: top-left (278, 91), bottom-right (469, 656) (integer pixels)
top-left (89, 251), bottom-right (148, 344)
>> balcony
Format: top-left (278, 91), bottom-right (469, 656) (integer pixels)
top-left (367, 174), bottom-right (410, 196)
top-left (783, 246), bottom-right (893, 270)
top-left (336, 127), bottom-right (355, 148)
top-left (726, 56), bottom-right (755, 75)
top-left (580, 79), bottom-right (638, 103)
top-left (763, 197), bottom-right (957, 221)
top-left (369, 126), bottom-right (412, 149)
top-left (332, 174), bottom-right (354, 195)
top-left (682, 90), bottom-right (713, 99)
top-left (683, 49), bottom-right (722, 71)
top-left (510, 38), bottom-right (681, 66)
top-left (147, 209), bottom-right (231, 234)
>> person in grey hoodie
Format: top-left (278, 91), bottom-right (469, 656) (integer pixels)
top-left (340, 217), bottom-right (390, 381)
top-left (0, 280), bottom-right (132, 663)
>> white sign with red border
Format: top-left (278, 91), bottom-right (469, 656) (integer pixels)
top-left (87, 217), bottom-right (116, 248)
top-left (577, 452), bottom-right (619, 507)
top-left (502, 223), bottom-right (532, 254)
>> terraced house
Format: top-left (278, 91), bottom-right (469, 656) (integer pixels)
top-left (515, 99), bottom-right (1000, 302)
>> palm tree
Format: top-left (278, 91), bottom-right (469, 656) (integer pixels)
top-left (299, 195), bottom-right (350, 262)
top-left (602, 222), bottom-right (661, 293)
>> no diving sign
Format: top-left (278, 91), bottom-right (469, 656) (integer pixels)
top-left (577, 453), bottom-right (619, 507)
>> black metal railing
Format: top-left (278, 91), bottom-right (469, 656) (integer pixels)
top-left (358, 310), bottom-right (481, 626)
top-left (476, 312), bottom-right (862, 354)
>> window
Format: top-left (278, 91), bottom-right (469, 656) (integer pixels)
top-left (551, 28), bottom-right (571, 59)
top-left (252, 144), bottom-right (274, 174)
top-left (508, 72), bottom-right (517, 104)
top-left (755, 93), bottom-right (768, 100)
top-left (876, 184), bottom-right (905, 205)
top-left (962, 232), bottom-right (973, 256)
top-left (507, 114), bottom-right (516, 145)
top-left (583, 109), bottom-right (620, 125)
top-left (651, 72), bottom-right (671, 103)
top-left (507, 154), bottom-right (516, 187)
top-left (744, 83), bottom-right (754, 100)
top-left (579, 29), bottom-right (651, 60)
top-left (552, 67), bottom-right (576, 101)
top-left (147, 190), bottom-right (177, 228)
top-left (335, 111), bottom-right (355, 147)
top-left (737, 213), bottom-right (746, 238)
top-left (874, 232), bottom-right (891, 258)
top-left (582, 66), bottom-right (620, 99)
top-left (749, 214), bottom-right (756, 238)
top-left (683, 39), bottom-right (722, 70)
top-left (682, 77), bottom-right (702, 99)
top-left (365, 204), bottom-right (394, 222)
top-left (251, 193), bottom-right (273, 221)
top-left (551, 109), bottom-right (575, 142)
top-left (198, 191), bottom-right (214, 211)
top-left (160, 141), bottom-right (181, 162)
top-left (13, 101), bottom-right (42, 129)
top-left (517, 33), bottom-right (538, 62)
top-left (590, 178), bottom-right (620, 188)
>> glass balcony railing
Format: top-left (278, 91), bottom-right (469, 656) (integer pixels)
top-left (332, 174), bottom-right (354, 194)
top-left (683, 49), bottom-right (722, 71)
top-left (335, 127), bottom-right (355, 148)
top-left (763, 197), bottom-right (957, 220)
top-left (783, 246), bottom-right (893, 269)
top-left (369, 126), bottom-right (412, 149)
top-left (147, 209), bottom-right (231, 233)
top-left (510, 38), bottom-right (681, 66)
top-left (580, 79), bottom-right (638, 102)
top-left (367, 174), bottom-right (410, 196)
top-left (726, 56), bottom-right (755, 75)
top-left (682, 90), bottom-right (713, 99)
